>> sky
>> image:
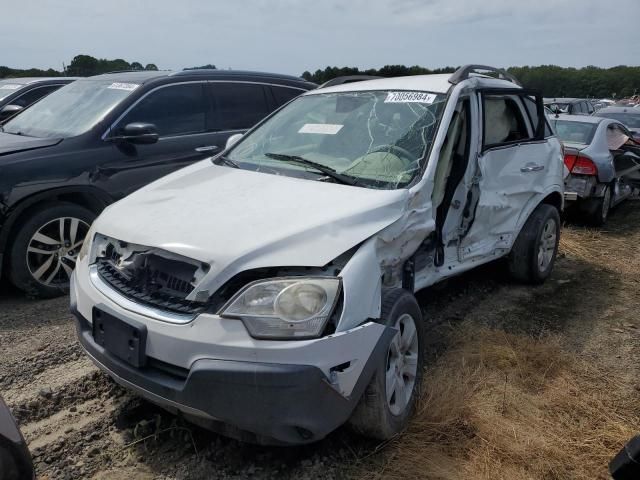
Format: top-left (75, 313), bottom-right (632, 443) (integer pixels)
top-left (3, 0), bottom-right (639, 75)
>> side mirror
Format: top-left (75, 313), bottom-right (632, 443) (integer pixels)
top-left (113, 122), bottom-right (159, 145)
top-left (0, 104), bottom-right (24, 121)
top-left (225, 133), bottom-right (243, 150)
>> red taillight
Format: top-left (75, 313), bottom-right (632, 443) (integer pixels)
top-left (564, 154), bottom-right (577, 171)
top-left (571, 155), bottom-right (597, 176)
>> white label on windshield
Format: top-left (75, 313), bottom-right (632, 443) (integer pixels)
top-left (298, 123), bottom-right (343, 135)
top-left (384, 92), bottom-right (436, 104)
top-left (0, 84), bottom-right (22, 90)
top-left (107, 82), bottom-right (140, 91)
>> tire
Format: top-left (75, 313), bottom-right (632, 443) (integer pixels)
top-left (8, 202), bottom-right (95, 298)
top-left (583, 183), bottom-right (611, 226)
top-left (349, 288), bottom-right (425, 440)
top-left (508, 203), bottom-right (560, 285)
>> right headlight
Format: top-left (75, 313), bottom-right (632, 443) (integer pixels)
top-left (220, 277), bottom-right (341, 339)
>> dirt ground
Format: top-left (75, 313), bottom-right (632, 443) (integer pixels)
top-left (1, 200), bottom-right (639, 480)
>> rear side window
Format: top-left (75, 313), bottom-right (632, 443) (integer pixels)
top-left (272, 86), bottom-right (303, 106)
top-left (12, 85), bottom-right (61, 107)
top-left (483, 95), bottom-right (532, 146)
top-left (523, 96), bottom-right (553, 137)
top-left (210, 83), bottom-right (270, 131)
top-left (119, 83), bottom-right (206, 137)
top-left (585, 102), bottom-right (594, 114)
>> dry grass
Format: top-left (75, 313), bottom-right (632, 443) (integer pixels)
top-left (355, 327), bottom-right (639, 480)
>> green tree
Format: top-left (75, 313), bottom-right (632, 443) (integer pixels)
top-left (144, 63), bottom-right (159, 71)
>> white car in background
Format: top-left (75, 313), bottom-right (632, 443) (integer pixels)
top-left (71, 65), bottom-right (564, 445)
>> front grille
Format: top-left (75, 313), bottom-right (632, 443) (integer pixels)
top-left (96, 247), bottom-right (207, 315)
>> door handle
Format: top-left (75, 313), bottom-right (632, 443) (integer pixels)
top-left (521, 163), bottom-right (544, 173)
top-left (195, 145), bottom-right (221, 153)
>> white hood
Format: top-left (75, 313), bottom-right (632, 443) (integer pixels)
top-left (93, 160), bottom-right (408, 291)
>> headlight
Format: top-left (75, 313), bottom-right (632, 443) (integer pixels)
top-left (220, 277), bottom-right (341, 339)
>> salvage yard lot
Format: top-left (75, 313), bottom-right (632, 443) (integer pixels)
top-left (1, 201), bottom-right (640, 480)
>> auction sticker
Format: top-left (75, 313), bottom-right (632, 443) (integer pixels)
top-left (298, 123), bottom-right (343, 135)
top-left (384, 92), bottom-right (436, 104)
top-left (107, 82), bottom-right (140, 91)
top-left (0, 84), bottom-right (22, 90)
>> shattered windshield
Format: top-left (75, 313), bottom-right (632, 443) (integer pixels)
top-left (226, 90), bottom-right (447, 189)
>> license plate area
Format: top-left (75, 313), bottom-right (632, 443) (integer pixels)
top-left (92, 307), bottom-right (147, 368)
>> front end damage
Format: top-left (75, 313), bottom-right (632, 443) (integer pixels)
top-left (72, 233), bottom-right (400, 444)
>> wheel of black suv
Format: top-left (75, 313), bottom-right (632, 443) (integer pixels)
top-left (583, 183), bottom-right (612, 226)
top-left (8, 202), bottom-right (95, 298)
top-left (508, 203), bottom-right (560, 285)
top-left (349, 288), bottom-right (425, 440)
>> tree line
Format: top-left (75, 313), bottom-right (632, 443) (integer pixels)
top-left (302, 65), bottom-right (640, 98)
top-left (0, 55), bottom-right (159, 78)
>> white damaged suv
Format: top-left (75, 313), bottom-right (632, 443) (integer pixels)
top-left (71, 65), bottom-right (564, 445)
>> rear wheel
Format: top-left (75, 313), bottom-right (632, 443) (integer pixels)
top-left (583, 184), bottom-right (611, 226)
top-left (8, 202), bottom-right (95, 298)
top-left (508, 204), bottom-right (560, 284)
top-left (349, 289), bottom-right (425, 440)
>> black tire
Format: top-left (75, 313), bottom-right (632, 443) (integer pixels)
top-left (508, 203), bottom-right (560, 285)
top-left (582, 183), bottom-right (611, 226)
top-left (349, 288), bottom-right (425, 440)
top-left (8, 202), bottom-right (95, 298)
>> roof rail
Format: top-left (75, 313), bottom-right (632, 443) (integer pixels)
top-left (449, 65), bottom-right (521, 86)
top-left (319, 75), bottom-right (382, 88)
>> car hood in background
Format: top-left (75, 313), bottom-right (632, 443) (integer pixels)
top-left (0, 132), bottom-right (62, 157)
top-left (94, 161), bottom-right (408, 290)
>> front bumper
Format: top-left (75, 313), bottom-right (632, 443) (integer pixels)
top-left (71, 269), bottom-right (394, 445)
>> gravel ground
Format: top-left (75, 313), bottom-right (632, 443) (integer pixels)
top-left (1, 201), bottom-right (639, 479)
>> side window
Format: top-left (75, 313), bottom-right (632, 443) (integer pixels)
top-left (573, 102), bottom-right (584, 114)
top-left (523, 96), bottom-right (553, 138)
top-left (585, 102), bottom-right (594, 114)
top-left (483, 94), bottom-right (533, 147)
top-left (210, 83), bottom-right (270, 131)
top-left (119, 83), bottom-right (206, 137)
top-left (272, 86), bottom-right (303, 107)
top-left (12, 85), bottom-right (61, 108)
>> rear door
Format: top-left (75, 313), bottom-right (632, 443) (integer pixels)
top-left (104, 82), bottom-right (218, 197)
top-left (458, 89), bottom-right (561, 261)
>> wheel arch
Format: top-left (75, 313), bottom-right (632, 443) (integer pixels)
top-left (0, 187), bottom-right (112, 274)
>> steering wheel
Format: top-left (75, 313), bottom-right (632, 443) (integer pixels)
top-left (369, 144), bottom-right (414, 162)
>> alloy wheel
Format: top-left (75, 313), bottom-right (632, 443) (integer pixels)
top-left (537, 218), bottom-right (557, 272)
top-left (26, 217), bottom-right (90, 286)
top-left (385, 313), bottom-right (420, 416)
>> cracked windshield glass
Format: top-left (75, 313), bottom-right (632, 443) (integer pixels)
top-left (227, 90), bottom-right (447, 189)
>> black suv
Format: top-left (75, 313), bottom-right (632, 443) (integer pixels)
top-left (0, 77), bottom-right (77, 121)
top-left (0, 70), bottom-right (316, 297)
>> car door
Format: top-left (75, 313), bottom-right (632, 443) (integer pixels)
top-left (104, 82), bottom-right (219, 197)
top-left (457, 89), bottom-right (560, 261)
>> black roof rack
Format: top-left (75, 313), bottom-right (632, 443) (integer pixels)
top-left (449, 65), bottom-right (521, 86)
top-left (319, 75), bottom-right (382, 88)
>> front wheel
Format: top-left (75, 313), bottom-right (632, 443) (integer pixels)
top-left (508, 204), bottom-right (560, 285)
top-left (349, 289), bottom-right (425, 440)
top-left (8, 202), bottom-right (95, 298)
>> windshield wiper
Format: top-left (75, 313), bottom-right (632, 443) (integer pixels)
top-left (212, 155), bottom-right (240, 169)
top-left (264, 152), bottom-right (359, 186)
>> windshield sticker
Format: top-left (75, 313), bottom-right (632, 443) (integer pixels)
top-left (384, 92), bottom-right (436, 104)
top-left (107, 82), bottom-right (140, 92)
top-left (0, 84), bottom-right (22, 90)
top-left (298, 123), bottom-right (344, 135)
